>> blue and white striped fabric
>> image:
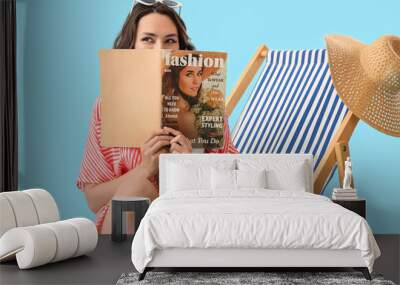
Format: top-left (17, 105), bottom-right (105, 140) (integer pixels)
top-left (232, 49), bottom-right (348, 171)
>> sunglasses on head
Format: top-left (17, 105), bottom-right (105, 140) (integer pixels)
top-left (133, 0), bottom-right (183, 15)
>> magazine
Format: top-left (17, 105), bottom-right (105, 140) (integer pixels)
top-left (162, 50), bottom-right (226, 148)
top-left (99, 49), bottom-right (227, 149)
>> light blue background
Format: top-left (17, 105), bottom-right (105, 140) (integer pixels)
top-left (16, 0), bottom-right (400, 233)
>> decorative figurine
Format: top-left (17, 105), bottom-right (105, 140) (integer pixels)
top-left (343, 157), bottom-right (353, 189)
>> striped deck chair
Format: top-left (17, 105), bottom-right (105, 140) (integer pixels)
top-left (226, 46), bottom-right (358, 194)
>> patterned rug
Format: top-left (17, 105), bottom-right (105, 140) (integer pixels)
top-left (116, 271), bottom-right (396, 285)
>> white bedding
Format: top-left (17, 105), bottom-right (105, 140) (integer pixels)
top-left (131, 190), bottom-right (380, 273)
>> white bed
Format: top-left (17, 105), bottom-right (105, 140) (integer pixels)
top-left (131, 154), bottom-right (380, 280)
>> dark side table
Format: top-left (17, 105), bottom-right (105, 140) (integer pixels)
top-left (112, 196), bottom-right (150, 242)
top-left (332, 198), bottom-right (366, 218)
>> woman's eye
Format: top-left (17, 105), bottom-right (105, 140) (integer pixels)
top-left (141, 37), bottom-right (154, 43)
top-left (165, 38), bottom-right (178, 44)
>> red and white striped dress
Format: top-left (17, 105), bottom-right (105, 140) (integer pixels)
top-left (76, 97), bottom-right (238, 232)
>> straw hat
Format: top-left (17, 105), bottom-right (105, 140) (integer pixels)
top-left (325, 34), bottom-right (400, 137)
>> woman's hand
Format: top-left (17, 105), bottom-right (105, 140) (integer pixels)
top-left (163, 127), bottom-right (193, 154)
top-left (139, 129), bottom-right (174, 178)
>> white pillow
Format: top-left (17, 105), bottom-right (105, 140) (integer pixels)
top-left (237, 169), bottom-right (267, 188)
top-left (167, 162), bottom-right (208, 191)
top-left (238, 159), bottom-right (309, 191)
top-left (211, 168), bottom-right (236, 190)
top-left (265, 162), bottom-right (307, 191)
top-left (211, 169), bottom-right (267, 190)
top-left (167, 160), bottom-right (235, 191)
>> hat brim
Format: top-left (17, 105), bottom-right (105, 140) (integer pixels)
top-left (325, 35), bottom-right (400, 136)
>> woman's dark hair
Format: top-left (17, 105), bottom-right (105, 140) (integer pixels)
top-left (113, 3), bottom-right (195, 50)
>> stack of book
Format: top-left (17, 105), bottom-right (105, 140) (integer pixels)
top-left (332, 188), bottom-right (358, 200)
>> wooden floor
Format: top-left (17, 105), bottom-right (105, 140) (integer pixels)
top-left (373, 235), bottom-right (400, 284)
top-left (0, 235), bottom-right (398, 284)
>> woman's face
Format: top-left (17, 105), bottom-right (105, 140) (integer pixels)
top-left (134, 13), bottom-right (180, 50)
top-left (178, 66), bottom-right (203, 97)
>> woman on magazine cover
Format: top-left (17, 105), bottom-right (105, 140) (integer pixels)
top-left (163, 60), bottom-right (226, 148)
top-left (77, 1), bottom-right (238, 234)
top-left (162, 59), bottom-right (203, 140)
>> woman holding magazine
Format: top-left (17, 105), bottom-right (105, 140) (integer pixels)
top-left (77, 1), bottom-right (238, 234)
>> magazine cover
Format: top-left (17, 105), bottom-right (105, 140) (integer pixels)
top-left (162, 50), bottom-right (227, 148)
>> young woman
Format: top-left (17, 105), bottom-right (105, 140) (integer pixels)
top-left (77, 2), bottom-right (238, 234)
